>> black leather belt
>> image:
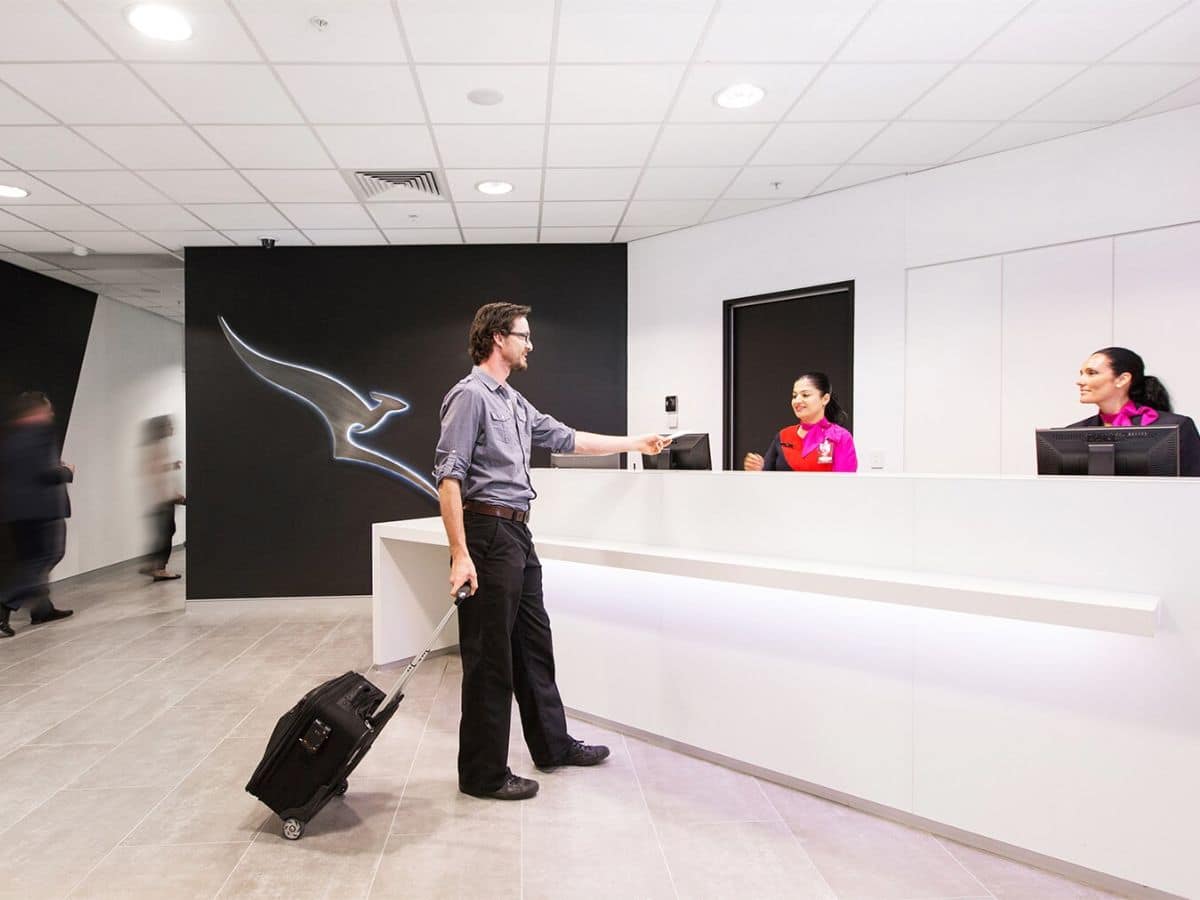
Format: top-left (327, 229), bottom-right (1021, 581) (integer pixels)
top-left (463, 500), bottom-right (530, 524)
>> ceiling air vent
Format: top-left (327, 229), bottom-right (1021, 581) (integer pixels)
top-left (351, 170), bottom-right (441, 200)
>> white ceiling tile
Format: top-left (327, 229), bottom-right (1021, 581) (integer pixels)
top-left (278, 65), bottom-right (425, 124)
top-left (789, 64), bottom-right (953, 120)
top-left (852, 121), bottom-right (996, 164)
top-left (399, 0), bottom-right (555, 63)
top-left (905, 64), bottom-right (1085, 120)
top-left (539, 226), bottom-right (615, 242)
top-left (1019, 64), bottom-right (1200, 120)
top-left (62, 231), bottom-right (169, 253)
top-left (135, 65), bottom-right (303, 124)
top-left (302, 229), bottom-right (387, 245)
top-left (557, 0), bottom-right (711, 63)
top-left (65, 0), bottom-right (260, 61)
top-left (140, 170), bottom-right (262, 203)
top-left (700, 0), bottom-right (875, 62)
top-left (948, 122), bottom-right (1104, 160)
top-left (616, 225), bottom-right (678, 241)
top-left (0, 127), bottom-right (120, 169)
top-left (840, 0), bottom-right (1029, 61)
top-left (0, 84), bottom-right (55, 125)
top-left (419, 66), bottom-right (549, 124)
top-left (435, 125), bottom-right (545, 168)
top-left (187, 204), bottom-right (292, 229)
top-left (0, 209), bottom-right (33, 229)
top-left (224, 229), bottom-right (311, 246)
top-left (543, 167), bottom-right (640, 200)
top-left (0, 250), bottom-right (62, 269)
top-left (462, 227), bottom-right (540, 243)
top-left (456, 202), bottom-right (540, 227)
top-left (751, 122), bottom-right (881, 165)
top-left (242, 170), bottom-right (358, 203)
top-left (0, 173), bottom-right (81, 204)
top-left (0, 64), bottom-right (177, 124)
top-left (444, 169), bottom-right (542, 203)
top-left (0, 2), bottom-right (113, 60)
top-left (276, 203), bottom-right (375, 228)
top-left (0, 232), bottom-right (78, 253)
top-left (46, 270), bottom-right (100, 286)
top-left (670, 64), bottom-right (820, 123)
top-left (75, 126), bottom-right (228, 169)
top-left (704, 198), bottom-right (791, 221)
top-left (723, 165), bottom-right (837, 198)
top-left (384, 228), bottom-right (462, 243)
top-left (1112, 2), bottom-right (1200, 62)
top-left (234, 0), bottom-right (407, 62)
top-left (78, 268), bottom-right (155, 285)
top-left (94, 204), bottom-right (209, 230)
top-left (548, 124), bottom-right (658, 166)
top-left (622, 200), bottom-right (710, 226)
top-left (316, 125), bottom-right (438, 169)
top-left (652, 123), bottom-right (771, 165)
top-left (147, 232), bottom-right (234, 250)
top-left (634, 167), bottom-right (738, 200)
top-left (552, 65), bottom-right (684, 123)
top-left (815, 164), bottom-right (909, 192)
top-left (1129, 75), bottom-right (1200, 117)
top-left (540, 201), bottom-right (626, 226)
top-left (33, 171), bottom-right (169, 203)
top-left (979, 0), bottom-right (1187, 63)
top-left (369, 203), bottom-right (457, 227)
top-left (196, 125), bottom-right (332, 168)
top-left (3, 205), bottom-right (124, 230)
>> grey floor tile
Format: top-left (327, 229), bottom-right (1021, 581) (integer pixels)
top-left (522, 818), bottom-right (676, 900)
top-left (0, 743), bottom-right (115, 834)
top-left (68, 842), bottom-right (248, 899)
top-left (941, 840), bottom-right (1130, 899)
top-left (32, 673), bottom-right (198, 746)
top-left (372, 822), bottom-right (521, 900)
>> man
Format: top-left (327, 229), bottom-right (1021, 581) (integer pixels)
top-left (0, 392), bottom-right (75, 638)
top-left (434, 302), bottom-right (668, 800)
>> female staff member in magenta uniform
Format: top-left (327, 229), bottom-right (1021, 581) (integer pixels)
top-left (744, 372), bottom-right (858, 472)
top-left (1071, 346), bottom-right (1200, 476)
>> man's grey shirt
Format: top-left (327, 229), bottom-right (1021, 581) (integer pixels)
top-left (434, 367), bottom-right (576, 511)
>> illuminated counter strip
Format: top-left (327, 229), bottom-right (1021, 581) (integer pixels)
top-left (374, 470), bottom-right (1199, 898)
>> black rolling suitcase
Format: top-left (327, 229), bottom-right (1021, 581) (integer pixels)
top-left (245, 585), bottom-right (467, 840)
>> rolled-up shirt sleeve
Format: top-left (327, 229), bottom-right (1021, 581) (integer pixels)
top-left (434, 387), bottom-right (484, 484)
top-left (528, 402), bottom-right (575, 454)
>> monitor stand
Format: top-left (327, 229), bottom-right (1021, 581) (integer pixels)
top-left (1087, 442), bottom-right (1116, 476)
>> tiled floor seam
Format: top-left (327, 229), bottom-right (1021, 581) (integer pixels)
top-left (755, 775), bottom-right (842, 900)
top-left (363, 650), bottom-right (452, 899)
top-left (624, 733), bottom-right (682, 900)
top-left (931, 835), bottom-right (999, 900)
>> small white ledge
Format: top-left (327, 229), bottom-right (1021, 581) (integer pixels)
top-left (376, 517), bottom-right (1159, 637)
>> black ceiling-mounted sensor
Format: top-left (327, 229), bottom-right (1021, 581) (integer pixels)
top-left (260, 237), bottom-right (276, 248)
top-left (665, 395), bottom-right (677, 413)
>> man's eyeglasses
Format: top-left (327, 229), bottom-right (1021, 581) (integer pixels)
top-left (506, 331), bottom-right (532, 345)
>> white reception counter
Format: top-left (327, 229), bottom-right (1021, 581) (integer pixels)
top-left (374, 470), bottom-right (1198, 898)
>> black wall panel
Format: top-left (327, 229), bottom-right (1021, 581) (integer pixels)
top-left (185, 244), bottom-right (627, 599)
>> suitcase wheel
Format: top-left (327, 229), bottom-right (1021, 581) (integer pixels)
top-left (334, 781), bottom-right (348, 797)
top-left (282, 818), bottom-right (304, 841)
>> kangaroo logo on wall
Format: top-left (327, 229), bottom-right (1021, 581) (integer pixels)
top-left (219, 316), bottom-right (438, 501)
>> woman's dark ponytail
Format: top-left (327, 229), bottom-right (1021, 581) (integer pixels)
top-left (1095, 347), bottom-right (1173, 413)
top-left (796, 371), bottom-right (848, 425)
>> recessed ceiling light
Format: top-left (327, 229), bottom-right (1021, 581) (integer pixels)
top-left (126, 4), bottom-right (193, 41)
top-left (72, 245), bottom-right (89, 257)
top-left (0, 184), bottom-right (29, 199)
top-left (476, 180), bottom-right (513, 196)
top-left (714, 83), bottom-right (765, 110)
top-left (467, 88), bottom-right (504, 107)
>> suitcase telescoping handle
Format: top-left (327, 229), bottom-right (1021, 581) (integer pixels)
top-left (370, 582), bottom-right (471, 728)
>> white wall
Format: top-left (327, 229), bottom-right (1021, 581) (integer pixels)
top-left (57, 296), bottom-right (185, 579)
top-left (627, 105), bottom-right (1200, 473)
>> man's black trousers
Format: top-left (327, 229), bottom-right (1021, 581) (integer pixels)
top-left (458, 511), bottom-right (574, 794)
top-left (3, 519), bottom-right (66, 615)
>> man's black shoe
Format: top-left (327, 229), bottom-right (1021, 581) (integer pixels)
top-left (30, 607), bottom-right (73, 625)
top-left (0, 607), bottom-right (13, 638)
top-left (461, 773), bottom-right (539, 801)
top-left (538, 740), bottom-right (611, 771)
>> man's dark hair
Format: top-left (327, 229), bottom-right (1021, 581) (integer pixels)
top-left (9, 390), bottom-right (51, 420)
top-left (468, 302), bottom-right (531, 365)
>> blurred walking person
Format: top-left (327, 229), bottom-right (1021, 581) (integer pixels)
top-left (141, 415), bottom-right (185, 581)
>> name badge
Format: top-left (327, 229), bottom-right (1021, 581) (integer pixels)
top-left (818, 439), bottom-right (833, 464)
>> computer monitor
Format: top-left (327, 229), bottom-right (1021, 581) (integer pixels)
top-left (642, 432), bottom-right (711, 470)
top-left (549, 452), bottom-right (622, 469)
top-left (1035, 425), bottom-right (1179, 476)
